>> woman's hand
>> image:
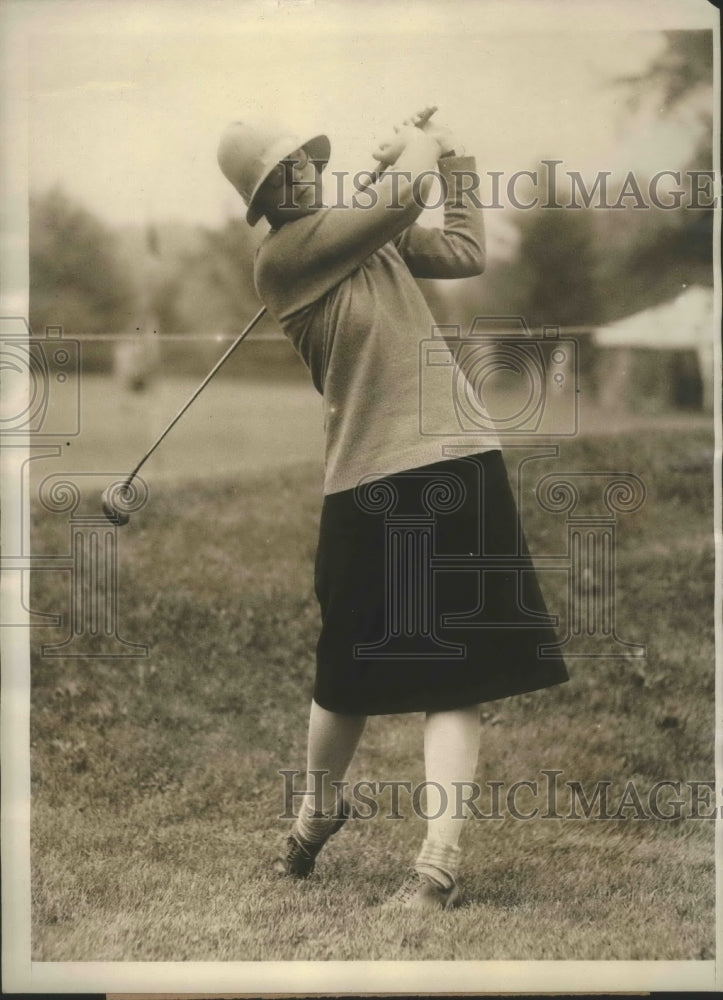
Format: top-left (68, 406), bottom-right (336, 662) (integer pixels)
top-left (372, 110), bottom-right (456, 166)
top-left (417, 116), bottom-right (456, 157)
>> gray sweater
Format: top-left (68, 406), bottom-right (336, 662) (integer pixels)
top-left (255, 155), bottom-right (501, 494)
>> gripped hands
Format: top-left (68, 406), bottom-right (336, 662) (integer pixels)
top-left (371, 108), bottom-right (456, 166)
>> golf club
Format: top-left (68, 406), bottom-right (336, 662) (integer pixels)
top-left (102, 105), bottom-right (438, 525)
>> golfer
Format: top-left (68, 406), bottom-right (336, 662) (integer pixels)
top-left (217, 110), bottom-right (569, 909)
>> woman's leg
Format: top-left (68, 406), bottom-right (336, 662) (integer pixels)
top-left (303, 697), bottom-right (367, 815)
top-left (423, 703), bottom-right (481, 847)
top-left (407, 704), bottom-right (481, 895)
top-left (280, 699), bottom-right (366, 878)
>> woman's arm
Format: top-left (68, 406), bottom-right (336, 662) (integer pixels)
top-left (393, 155), bottom-right (486, 279)
top-left (308, 126), bottom-right (446, 261)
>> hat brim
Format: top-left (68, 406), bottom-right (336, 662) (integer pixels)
top-left (246, 132), bottom-right (330, 226)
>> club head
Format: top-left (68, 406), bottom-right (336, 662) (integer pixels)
top-left (101, 485), bottom-right (131, 526)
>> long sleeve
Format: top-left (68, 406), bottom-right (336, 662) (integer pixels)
top-left (393, 155), bottom-right (485, 279)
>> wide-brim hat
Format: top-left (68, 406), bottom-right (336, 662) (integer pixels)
top-left (217, 120), bottom-right (331, 226)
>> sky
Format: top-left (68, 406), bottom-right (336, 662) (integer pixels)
top-left (4, 0), bottom-right (717, 239)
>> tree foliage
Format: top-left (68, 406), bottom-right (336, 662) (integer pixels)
top-left (170, 218), bottom-right (263, 334)
top-left (611, 30), bottom-right (714, 306)
top-left (513, 207), bottom-right (602, 327)
top-left (30, 187), bottom-right (134, 335)
top-left (617, 30), bottom-right (713, 130)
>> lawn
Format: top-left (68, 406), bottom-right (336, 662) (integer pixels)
top-left (27, 399), bottom-right (715, 962)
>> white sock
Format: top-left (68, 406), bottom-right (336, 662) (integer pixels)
top-left (414, 838), bottom-right (461, 889)
top-left (295, 793), bottom-right (338, 845)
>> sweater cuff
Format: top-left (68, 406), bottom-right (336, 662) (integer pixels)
top-left (437, 154), bottom-right (477, 178)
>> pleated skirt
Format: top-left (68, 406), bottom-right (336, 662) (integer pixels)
top-left (313, 450), bottom-right (569, 715)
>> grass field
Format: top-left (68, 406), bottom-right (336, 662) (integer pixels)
top-left (26, 376), bottom-right (715, 962)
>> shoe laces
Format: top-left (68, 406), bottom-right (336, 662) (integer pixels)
top-left (393, 868), bottom-right (430, 904)
top-left (286, 833), bottom-right (313, 860)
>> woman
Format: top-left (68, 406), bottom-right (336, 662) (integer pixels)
top-left (217, 110), bottom-right (568, 909)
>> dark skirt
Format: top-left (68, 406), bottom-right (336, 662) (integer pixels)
top-left (313, 450), bottom-right (569, 715)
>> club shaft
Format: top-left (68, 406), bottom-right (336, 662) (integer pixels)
top-left (123, 305), bottom-right (267, 489)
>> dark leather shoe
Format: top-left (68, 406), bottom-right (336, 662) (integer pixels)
top-left (274, 809), bottom-right (348, 879)
top-left (382, 868), bottom-right (461, 910)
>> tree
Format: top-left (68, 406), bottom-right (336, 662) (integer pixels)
top-left (30, 187), bottom-right (134, 335)
top-left (171, 218), bottom-right (265, 335)
top-left (513, 206), bottom-right (602, 328)
top-left (617, 30), bottom-right (713, 144)
top-left (611, 30), bottom-right (714, 303)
